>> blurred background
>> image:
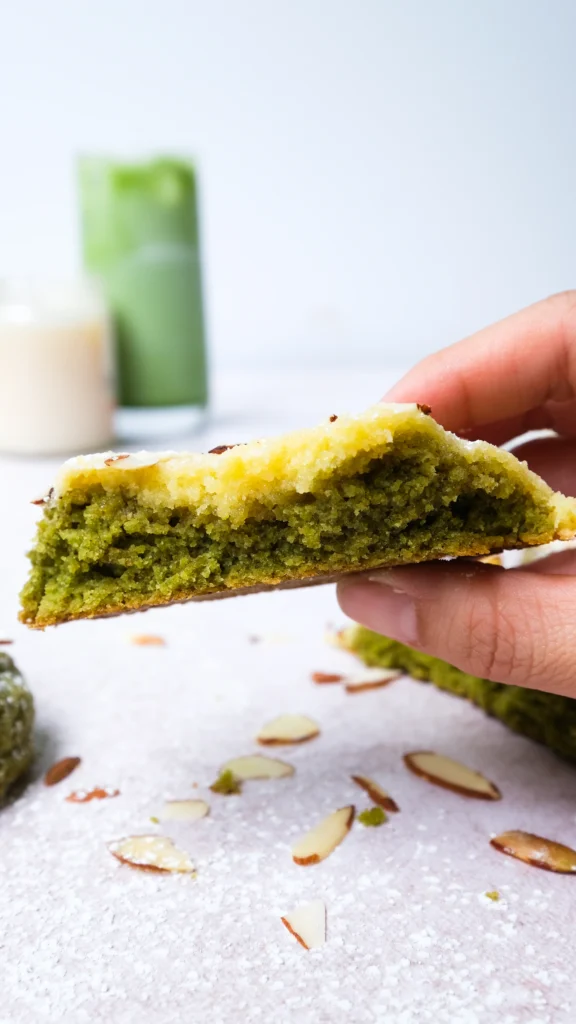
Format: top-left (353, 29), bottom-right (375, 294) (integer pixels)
top-left (2, 0), bottom-right (575, 379)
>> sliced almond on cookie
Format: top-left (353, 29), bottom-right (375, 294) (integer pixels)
top-left (281, 900), bottom-right (326, 949)
top-left (160, 799), bottom-right (209, 821)
top-left (257, 714), bottom-right (319, 746)
top-left (404, 751), bottom-right (501, 800)
top-left (222, 755), bottom-right (294, 780)
top-left (292, 806), bottom-right (355, 865)
top-left (108, 835), bottom-right (196, 874)
top-left (351, 774), bottom-right (399, 812)
top-left (490, 831), bottom-right (576, 873)
top-left (344, 668), bottom-right (401, 693)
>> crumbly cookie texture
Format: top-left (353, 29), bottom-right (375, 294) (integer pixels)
top-left (20, 403), bottom-right (576, 628)
top-left (343, 626), bottom-right (576, 762)
top-left (0, 652), bottom-right (34, 799)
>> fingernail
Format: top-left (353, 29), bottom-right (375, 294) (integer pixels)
top-left (337, 579), bottom-right (418, 645)
top-left (366, 570), bottom-right (408, 593)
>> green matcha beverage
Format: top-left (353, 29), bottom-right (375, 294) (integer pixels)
top-left (78, 156), bottom-right (208, 441)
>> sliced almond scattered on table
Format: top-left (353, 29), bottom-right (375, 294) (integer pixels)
top-left (292, 805), bottom-right (355, 865)
top-left (344, 668), bottom-right (401, 693)
top-left (159, 799), bottom-right (209, 821)
top-left (281, 899), bottom-right (326, 949)
top-left (222, 755), bottom-right (294, 779)
top-left (324, 628), bottom-right (349, 649)
top-left (404, 751), bottom-right (501, 800)
top-left (351, 774), bottom-right (399, 812)
top-left (131, 634), bottom-right (166, 646)
top-left (44, 756), bottom-right (81, 787)
top-left (108, 835), bottom-right (196, 874)
top-left (490, 831), bottom-right (576, 873)
top-left (311, 671), bottom-right (343, 684)
top-left (67, 787), bottom-right (120, 803)
top-left (257, 714), bottom-right (319, 746)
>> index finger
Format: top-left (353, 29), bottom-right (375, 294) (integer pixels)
top-left (384, 291), bottom-right (576, 443)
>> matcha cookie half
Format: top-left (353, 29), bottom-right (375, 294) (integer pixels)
top-left (0, 652), bottom-right (34, 799)
top-left (344, 626), bottom-right (576, 763)
top-left (20, 403), bottom-right (576, 628)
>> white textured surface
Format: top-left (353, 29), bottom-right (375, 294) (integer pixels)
top-left (2, 372), bottom-right (576, 1024)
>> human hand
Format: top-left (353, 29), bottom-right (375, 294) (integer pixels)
top-left (337, 291), bottom-right (576, 696)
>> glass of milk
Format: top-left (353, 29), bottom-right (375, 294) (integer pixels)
top-left (0, 278), bottom-right (115, 455)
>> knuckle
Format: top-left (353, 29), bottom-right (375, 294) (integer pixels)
top-left (468, 601), bottom-right (522, 683)
top-left (422, 573), bottom-right (576, 693)
top-left (439, 583), bottom-right (536, 685)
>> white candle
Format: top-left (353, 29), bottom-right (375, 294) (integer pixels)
top-left (0, 280), bottom-right (115, 455)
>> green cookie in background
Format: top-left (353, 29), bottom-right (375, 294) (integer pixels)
top-left (0, 651), bottom-right (34, 800)
top-left (343, 625), bottom-right (576, 763)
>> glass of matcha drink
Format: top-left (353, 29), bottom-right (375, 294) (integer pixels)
top-left (78, 155), bottom-right (208, 442)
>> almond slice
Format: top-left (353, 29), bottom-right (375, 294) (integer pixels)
top-left (108, 835), bottom-right (196, 874)
top-left (490, 831), bottom-right (576, 873)
top-left (44, 756), bottom-right (81, 787)
top-left (104, 453), bottom-right (130, 466)
top-left (222, 755), bottom-right (294, 780)
top-left (257, 714), bottom-right (319, 746)
top-left (66, 787), bottom-right (120, 803)
top-left (30, 487), bottom-right (54, 507)
top-left (344, 668), bottom-right (401, 693)
top-left (281, 899), bottom-right (326, 949)
top-left (311, 671), bottom-right (343, 684)
top-left (292, 806), bottom-right (355, 865)
top-left (351, 774), bottom-right (399, 812)
top-left (159, 799), bottom-right (209, 821)
top-left (326, 626), bottom-right (354, 649)
top-left (324, 628), bottom-right (348, 648)
top-left (131, 634), bottom-right (166, 646)
top-left (479, 554), bottom-right (503, 566)
top-left (404, 751), bottom-right (501, 800)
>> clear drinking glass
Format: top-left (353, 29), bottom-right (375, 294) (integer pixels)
top-left (78, 155), bottom-right (209, 442)
top-left (0, 278), bottom-right (115, 455)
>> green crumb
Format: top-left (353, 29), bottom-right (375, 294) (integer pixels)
top-left (149, 815), bottom-right (160, 824)
top-left (345, 626), bottom-right (576, 763)
top-left (358, 806), bottom-right (387, 827)
top-left (209, 769), bottom-right (241, 796)
top-left (0, 652), bottom-right (35, 801)
top-left (485, 890), bottom-right (500, 902)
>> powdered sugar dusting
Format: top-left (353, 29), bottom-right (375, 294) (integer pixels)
top-left (3, 587), bottom-right (576, 1023)
top-left (4, 382), bottom-right (576, 1024)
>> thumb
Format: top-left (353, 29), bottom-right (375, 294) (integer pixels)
top-left (337, 562), bottom-right (576, 697)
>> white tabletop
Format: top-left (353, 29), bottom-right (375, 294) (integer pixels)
top-left (1, 371), bottom-right (575, 1024)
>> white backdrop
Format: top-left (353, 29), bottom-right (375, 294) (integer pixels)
top-left (2, 0), bottom-right (575, 370)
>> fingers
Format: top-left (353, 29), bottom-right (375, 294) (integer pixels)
top-left (337, 562), bottom-right (576, 697)
top-left (510, 436), bottom-right (576, 496)
top-left (520, 549), bottom-right (576, 576)
top-left (383, 291), bottom-right (576, 440)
